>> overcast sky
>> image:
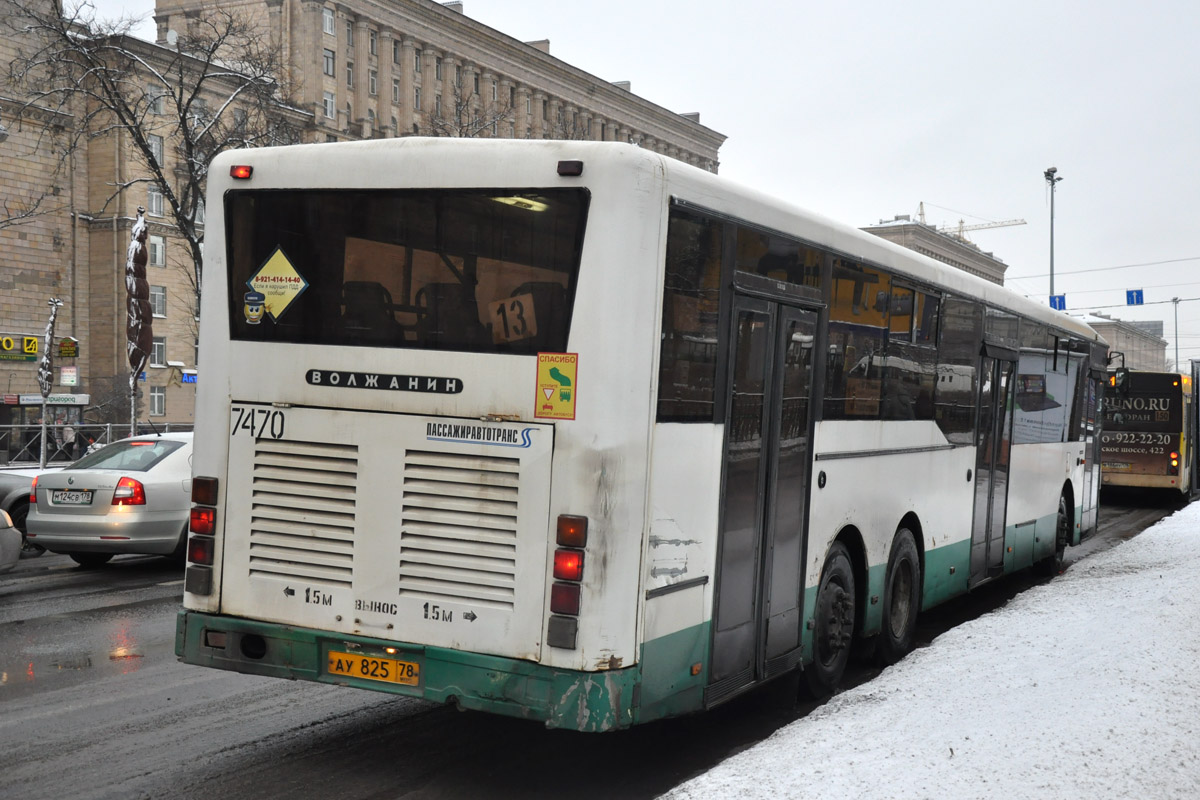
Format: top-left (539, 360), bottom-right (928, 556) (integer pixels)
top-left (100, 0), bottom-right (1200, 366)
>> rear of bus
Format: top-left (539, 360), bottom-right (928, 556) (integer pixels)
top-left (1100, 371), bottom-right (1190, 493)
top-left (176, 139), bottom-right (671, 731)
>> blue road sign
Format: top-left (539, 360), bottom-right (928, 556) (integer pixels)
top-left (1050, 295), bottom-right (1066, 311)
top-left (1127, 289), bottom-right (1144, 305)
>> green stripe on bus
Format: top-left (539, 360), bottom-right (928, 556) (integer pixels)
top-left (177, 610), bottom-right (640, 732)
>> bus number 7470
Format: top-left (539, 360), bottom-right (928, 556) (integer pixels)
top-left (230, 406), bottom-right (286, 439)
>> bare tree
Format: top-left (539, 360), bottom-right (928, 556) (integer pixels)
top-left (429, 78), bottom-right (513, 138)
top-left (548, 107), bottom-right (593, 141)
top-left (5, 0), bottom-right (303, 309)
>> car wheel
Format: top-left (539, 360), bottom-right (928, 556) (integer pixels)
top-left (69, 553), bottom-right (113, 568)
top-left (169, 524), bottom-right (188, 564)
top-left (10, 503), bottom-right (45, 558)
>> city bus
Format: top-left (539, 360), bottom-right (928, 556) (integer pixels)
top-left (176, 138), bottom-right (1108, 731)
top-left (1100, 369), bottom-right (1195, 496)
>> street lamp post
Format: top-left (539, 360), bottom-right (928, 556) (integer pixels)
top-left (1044, 167), bottom-right (1063, 299)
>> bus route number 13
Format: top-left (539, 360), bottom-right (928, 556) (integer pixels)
top-left (231, 406), bottom-right (286, 439)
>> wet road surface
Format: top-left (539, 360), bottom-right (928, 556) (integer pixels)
top-left (0, 490), bottom-right (1185, 800)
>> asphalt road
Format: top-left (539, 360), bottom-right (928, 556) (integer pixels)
top-left (0, 490), bottom-right (1185, 800)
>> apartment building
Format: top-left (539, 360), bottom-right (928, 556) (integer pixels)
top-left (0, 0), bottom-right (724, 430)
top-left (152, 0), bottom-right (725, 169)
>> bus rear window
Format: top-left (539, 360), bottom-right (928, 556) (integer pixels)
top-left (224, 188), bottom-right (589, 354)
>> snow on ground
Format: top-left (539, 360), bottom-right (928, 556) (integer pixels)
top-left (663, 502), bottom-right (1200, 800)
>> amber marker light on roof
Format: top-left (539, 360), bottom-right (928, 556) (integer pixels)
top-left (230, 165), bottom-right (253, 179)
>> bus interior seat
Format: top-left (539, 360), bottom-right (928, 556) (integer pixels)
top-left (341, 281), bottom-right (403, 344)
top-left (511, 281), bottom-right (568, 349)
top-left (415, 282), bottom-right (486, 346)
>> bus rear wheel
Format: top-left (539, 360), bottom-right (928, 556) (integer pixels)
top-left (1034, 494), bottom-right (1070, 577)
top-left (803, 542), bottom-right (856, 699)
top-left (877, 529), bottom-right (921, 666)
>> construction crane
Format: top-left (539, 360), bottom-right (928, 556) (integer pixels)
top-left (917, 202), bottom-right (1026, 241)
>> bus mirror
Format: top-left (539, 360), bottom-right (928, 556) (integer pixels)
top-left (1112, 367), bottom-right (1130, 396)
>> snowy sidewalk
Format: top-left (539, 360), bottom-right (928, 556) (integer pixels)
top-left (663, 502), bottom-right (1200, 800)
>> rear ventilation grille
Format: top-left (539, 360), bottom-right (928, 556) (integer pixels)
top-left (399, 450), bottom-right (520, 609)
top-left (247, 439), bottom-right (357, 587)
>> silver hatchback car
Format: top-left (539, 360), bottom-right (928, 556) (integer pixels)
top-left (27, 432), bottom-right (193, 567)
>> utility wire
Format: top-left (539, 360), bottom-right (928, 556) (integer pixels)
top-left (1008, 256), bottom-right (1200, 280)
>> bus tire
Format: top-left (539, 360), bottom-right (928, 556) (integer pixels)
top-left (802, 542), bottom-right (856, 699)
top-left (1034, 494), bottom-right (1070, 577)
top-left (877, 529), bottom-right (921, 666)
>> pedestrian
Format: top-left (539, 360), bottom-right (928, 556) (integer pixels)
top-left (62, 423), bottom-right (76, 460)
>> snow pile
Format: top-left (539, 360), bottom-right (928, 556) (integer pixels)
top-left (664, 503), bottom-right (1200, 800)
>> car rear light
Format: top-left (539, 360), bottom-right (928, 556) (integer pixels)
top-left (192, 476), bottom-right (218, 505)
top-left (230, 165), bottom-right (253, 179)
top-left (112, 477), bottom-right (146, 505)
top-left (556, 515), bottom-right (588, 547)
top-left (188, 535), bottom-right (214, 565)
top-left (550, 582), bottom-right (581, 615)
top-left (190, 507), bottom-right (215, 535)
top-left (553, 548), bottom-right (584, 581)
top-left (30, 475), bottom-right (38, 504)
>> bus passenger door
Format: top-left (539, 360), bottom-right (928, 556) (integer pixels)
top-left (709, 297), bottom-right (818, 700)
top-left (970, 354), bottom-right (1016, 586)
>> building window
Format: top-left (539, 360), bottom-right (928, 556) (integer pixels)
top-left (151, 337), bottom-right (166, 367)
top-left (414, 87), bottom-right (420, 108)
top-left (322, 7), bottom-right (334, 35)
top-left (392, 78), bottom-right (400, 104)
top-left (323, 91), bottom-right (336, 119)
top-left (454, 65), bottom-right (461, 87)
top-left (323, 48), bottom-right (335, 77)
top-left (195, 200), bottom-right (205, 226)
top-left (369, 29), bottom-right (377, 55)
top-left (475, 74), bottom-right (480, 94)
top-left (435, 94), bottom-right (441, 113)
top-left (392, 39), bottom-right (400, 64)
top-left (149, 235), bottom-right (165, 266)
top-left (435, 57), bottom-right (442, 80)
top-left (346, 63), bottom-right (354, 88)
top-left (147, 134), bottom-right (164, 166)
top-left (414, 49), bottom-right (421, 72)
top-left (368, 108), bottom-right (376, 128)
top-left (150, 386), bottom-right (166, 416)
top-left (391, 115), bottom-right (398, 131)
top-left (147, 86), bottom-right (165, 115)
top-left (147, 183), bottom-right (164, 216)
top-left (345, 19), bottom-right (352, 46)
top-left (491, 81), bottom-right (497, 102)
top-left (369, 70), bottom-right (377, 95)
top-left (150, 285), bottom-right (167, 317)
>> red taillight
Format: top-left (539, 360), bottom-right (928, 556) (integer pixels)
top-left (112, 477), bottom-right (146, 506)
top-left (30, 475), bottom-right (38, 504)
top-left (190, 507), bottom-right (215, 536)
top-left (230, 165), bottom-right (253, 179)
top-left (556, 515), bottom-right (588, 547)
top-left (550, 582), bottom-right (581, 615)
top-left (188, 535), bottom-right (214, 565)
top-left (553, 548), bottom-right (584, 581)
top-left (192, 477), bottom-right (218, 505)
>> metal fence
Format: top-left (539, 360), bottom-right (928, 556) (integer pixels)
top-left (0, 423), bottom-right (195, 467)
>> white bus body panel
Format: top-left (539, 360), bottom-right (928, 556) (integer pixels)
top-left (220, 405), bottom-right (553, 659)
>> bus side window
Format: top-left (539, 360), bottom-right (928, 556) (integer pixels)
top-left (657, 207), bottom-right (723, 423)
top-left (935, 297), bottom-right (982, 444)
